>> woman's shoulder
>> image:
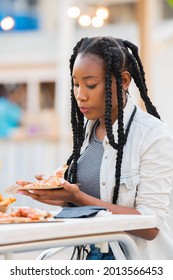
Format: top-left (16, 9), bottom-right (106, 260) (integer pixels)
top-left (134, 106), bottom-right (172, 135)
top-left (132, 107), bottom-right (173, 153)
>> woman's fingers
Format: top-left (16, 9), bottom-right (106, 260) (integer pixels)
top-left (16, 174), bottom-right (49, 186)
top-left (17, 190), bottom-right (37, 198)
top-left (17, 189), bottom-right (64, 199)
top-left (17, 180), bottom-right (80, 205)
top-left (16, 180), bottom-right (33, 186)
top-left (17, 189), bottom-right (64, 206)
top-left (59, 179), bottom-right (79, 193)
top-left (35, 174), bottom-right (49, 180)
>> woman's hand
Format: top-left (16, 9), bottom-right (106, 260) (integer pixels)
top-left (16, 178), bottom-right (80, 206)
top-left (16, 173), bottom-right (49, 187)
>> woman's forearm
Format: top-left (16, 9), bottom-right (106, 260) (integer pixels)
top-left (72, 190), bottom-right (159, 240)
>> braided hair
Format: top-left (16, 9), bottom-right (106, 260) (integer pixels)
top-left (65, 36), bottom-right (160, 204)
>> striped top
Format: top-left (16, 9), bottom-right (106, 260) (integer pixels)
top-left (77, 121), bottom-right (104, 199)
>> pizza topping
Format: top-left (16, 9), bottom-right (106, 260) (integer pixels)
top-left (0, 207), bottom-right (53, 223)
top-left (20, 164), bottom-right (68, 190)
top-left (10, 207), bottom-right (52, 220)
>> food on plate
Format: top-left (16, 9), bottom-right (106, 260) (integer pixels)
top-left (0, 194), bottom-right (16, 213)
top-left (5, 164), bottom-right (68, 194)
top-left (21, 164), bottom-right (68, 190)
top-left (0, 207), bottom-right (53, 223)
top-left (10, 207), bottom-right (52, 220)
top-left (0, 194), bottom-right (16, 205)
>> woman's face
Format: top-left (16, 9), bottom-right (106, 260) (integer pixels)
top-left (72, 53), bottom-right (119, 123)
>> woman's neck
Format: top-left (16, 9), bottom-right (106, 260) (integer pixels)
top-left (95, 121), bottom-right (106, 141)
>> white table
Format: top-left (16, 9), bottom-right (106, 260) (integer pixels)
top-left (0, 214), bottom-right (156, 260)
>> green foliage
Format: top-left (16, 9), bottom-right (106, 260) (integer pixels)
top-left (167, 0), bottom-right (173, 7)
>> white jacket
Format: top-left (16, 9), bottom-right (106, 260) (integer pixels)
top-left (82, 96), bottom-right (173, 259)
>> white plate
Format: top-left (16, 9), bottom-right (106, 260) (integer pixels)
top-left (5, 184), bottom-right (63, 194)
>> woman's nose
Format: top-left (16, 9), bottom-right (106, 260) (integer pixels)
top-left (75, 87), bottom-right (87, 101)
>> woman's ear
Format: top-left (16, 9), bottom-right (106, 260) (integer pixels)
top-left (122, 71), bottom-right (131, 91)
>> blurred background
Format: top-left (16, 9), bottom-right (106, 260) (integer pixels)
top-left (0, 0), bottom-right (173, 209)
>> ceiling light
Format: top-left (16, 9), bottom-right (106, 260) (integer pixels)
top-left (78, 15), bottom-right (91, 27)
top-left (92, 16), bottom-right (104, 28)
top-left (96, 7), bottom-right (109, 19)
top-left (67, 6), bottom-right (80, 18)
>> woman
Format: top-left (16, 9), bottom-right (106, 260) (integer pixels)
top-left (17, 37), bottom-right (173, 259)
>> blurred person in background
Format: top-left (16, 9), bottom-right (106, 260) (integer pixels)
top-left (0, 84), bottom-right (23, 138)
top-left (17, 36), bottom-right (173, 260)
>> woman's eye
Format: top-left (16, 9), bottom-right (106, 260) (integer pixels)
top-left (87, 85), bottom-right (96, 89)
top-left (74, 84), bottom-right (79, 87)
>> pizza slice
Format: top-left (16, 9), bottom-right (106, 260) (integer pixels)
top-left (21, 164), bottom-right (68, 190)
top-left (5, 164), bottom-right (68, 194)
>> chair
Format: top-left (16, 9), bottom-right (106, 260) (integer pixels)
top-left (36, 233), bottom-right (143, 260)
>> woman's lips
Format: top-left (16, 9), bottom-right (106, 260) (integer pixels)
top-left (79, 107), bottom-right (91, 114)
